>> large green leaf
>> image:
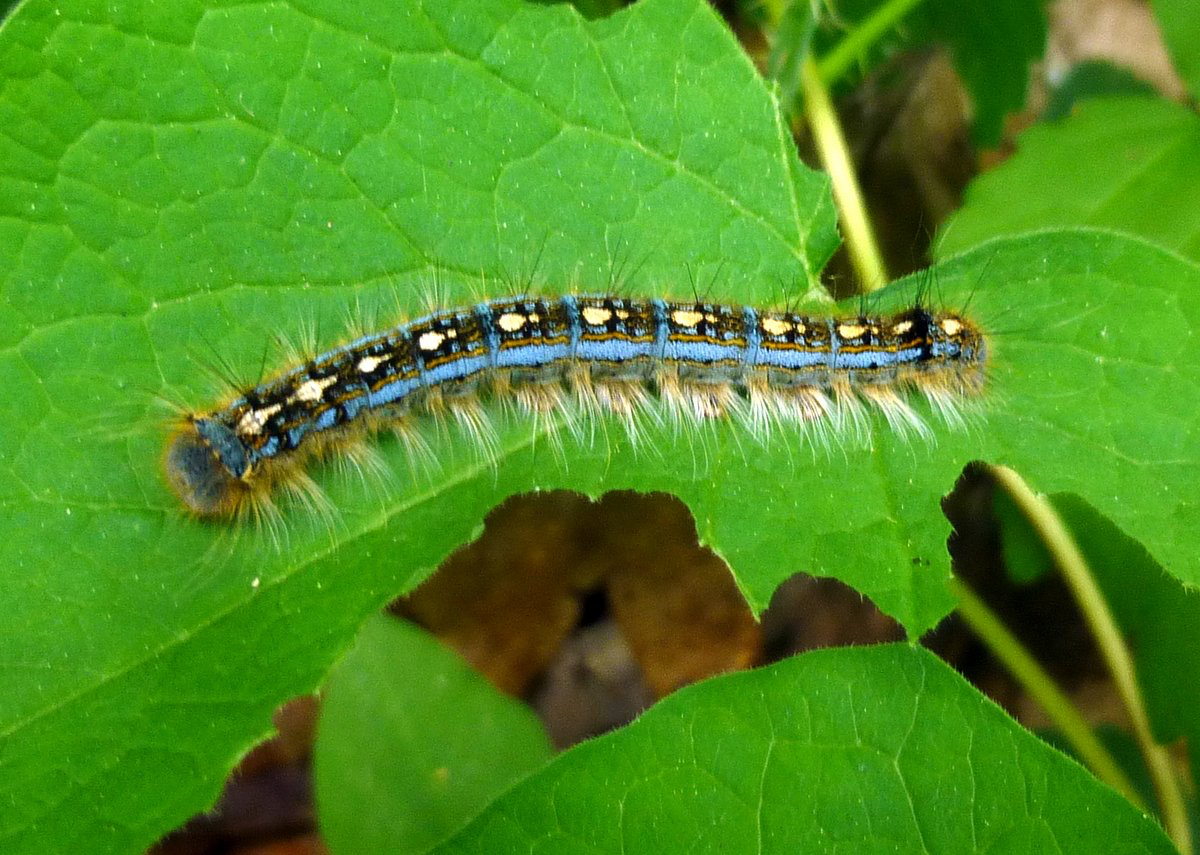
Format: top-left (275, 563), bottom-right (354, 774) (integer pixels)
top-left (314, 615), bottom-right (553, 854)
top-left (0, 0), bottom-right (840, 851)
top-left (3, 0), bottom-right (1199, 852)
top-left (938, 97), bottom-right (1200, 262)
top-left (436, 644), bottom-right (1173, 853)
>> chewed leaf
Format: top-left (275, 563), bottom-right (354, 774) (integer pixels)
top-left (2, 0), bottom-right (1199, 853)
top-left (1, 0), bottom-right (838, 851)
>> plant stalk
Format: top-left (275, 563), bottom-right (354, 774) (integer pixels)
top-left (988, 464), bottom-right (1192, 855)
top-left (818, 0), bottom-right (929, 85)
top-left (799, 56), bottom-right (887, 291)
top-left (949, 576), bottom-right (1146, 810)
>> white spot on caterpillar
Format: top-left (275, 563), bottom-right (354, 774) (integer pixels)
top-left (838, 323), bottom-right (868, 339)
top-left (892, 320), bottom-right (914, 335)
top-left (291, 375), bottom-right (338, 404)
top-left (237, 404), bottom-right (282, 436)
top-left (582, 306), bottom-right (612, 325)
top-left (941, 318), bottom-right (963, 336)
top-left (761, 317), bottom-right (792, 336)
top-left (498, 312), bottom-right (527, 332)
top-left (357, 355), bottom-right (381, 373)
top-left (419, 331), bottom-right (445, 351)
top-left (671, 309), bottom-right (704, 327)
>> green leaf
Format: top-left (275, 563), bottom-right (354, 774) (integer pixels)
top-left (766, 0), bottom-right (818, 114)
top-left (1152, 0), bottom-right (1200, 99)
top-left (3, 0), bottom-right (1200, 851)
top-left (1041, 725), bottom-right (1164, 819)
top-left (531, 0), bottom-right (627, 19)
top-left (1000, 493), bottom-right (1200, 790)
top-left (314, 615), bottom-right (553, 854)
top-left (937, 97), bottom-right (1200, 262)
top-left (994, 486), bottom-right (1048, 585)
top-left (436, 644), bottom-right (1174, 853)
top-left (0, 0), bottom-right (840, 851)
top-left (928, 0), bottom-right (1045, 145)
top-left (815, 0), bottom-right (1046, 145)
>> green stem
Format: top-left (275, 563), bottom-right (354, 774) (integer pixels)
top-left (799, 56), bottom-right (888, 291)
top-left (949, 576), bottom-right (1146, 810)
top-left (761, 0), bottom-right (788, 24)
top-left (989, 465), bottom-right (1192, 855)
top-left (817, 0), bottom-right (929, 86)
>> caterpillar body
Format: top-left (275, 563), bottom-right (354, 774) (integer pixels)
top-left (164, 293), bottom-right (988, 520)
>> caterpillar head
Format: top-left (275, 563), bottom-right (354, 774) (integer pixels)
top-left (163, 418), bottom-right (250, 517)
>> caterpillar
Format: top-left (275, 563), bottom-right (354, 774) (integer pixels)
top-left (164, 293), bottom-right (988, 522)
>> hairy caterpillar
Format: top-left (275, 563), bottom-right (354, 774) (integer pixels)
top-left (164, 293), bottom-right (987, 522)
